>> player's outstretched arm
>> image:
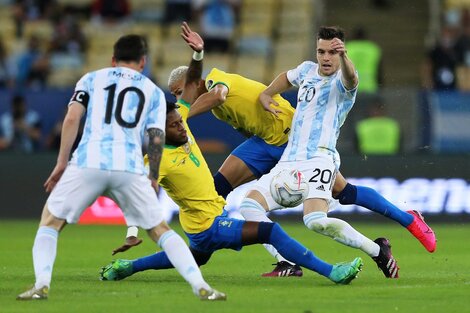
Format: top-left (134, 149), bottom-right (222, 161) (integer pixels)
top-left (112, 226), bottom-right (143, 255)
top-left (259, 72), bottom-right (291, 117)
top-left (180, 22), bottom-right (205, 104)
top-left (331, 38), bottom-right (358, 90)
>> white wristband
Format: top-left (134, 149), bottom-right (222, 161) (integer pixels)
top-left (126, 226), bottom-right (138, 238)
top-left (192, 50), bottom-right (204, 61)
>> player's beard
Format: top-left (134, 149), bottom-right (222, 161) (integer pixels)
top-left (165, 137), bottom-right (188, 147)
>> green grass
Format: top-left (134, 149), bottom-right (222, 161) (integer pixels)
top-left (1, 220), bottom-right (470, 313)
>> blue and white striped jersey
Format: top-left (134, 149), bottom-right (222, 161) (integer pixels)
top-left (281, 61), bottom-right (357, 162)
top-left (69, 67), bottom-right (166, 175)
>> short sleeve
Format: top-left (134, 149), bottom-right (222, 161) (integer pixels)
top-left (146, 88), bottom-right (166, 131)
top-left (205, 68), bottom-right (231, 92)
top-left (286, 61), bottom-right (314, 88)
top-left (335, 70), bottom-right (359, 99)
top-left (69, 73), bottom-right (91, 108)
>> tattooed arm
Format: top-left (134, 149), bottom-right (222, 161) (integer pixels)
top-left (147, 128), bottom-right (165, 181)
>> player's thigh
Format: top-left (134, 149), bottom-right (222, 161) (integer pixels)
top-left (332, 171), bottom-right (348, 196)
top-left (187, 216), bottom-right (245, 252)
top-left (228, 137), bottom-right (284, 184)
top-left (248, 156), bottom-right (336, 212)
top-left (300, 155), bottom-right (336, 201)
top-left (106, 172), bottom-right (164, 230)
top-left (47, 166), bottom-right (106, 224)
top-left (218, 154), bottom-right (256, 187)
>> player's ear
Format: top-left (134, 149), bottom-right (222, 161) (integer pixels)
top-left (111, 56), bottom-right (117, 67)
top-left (139, 56), bottom-right (147, 71)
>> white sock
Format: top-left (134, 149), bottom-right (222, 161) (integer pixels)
top-left (240, 198), bottom-right (292, 264)
top-left (303, 212), bottom-right (380, 257)
top-left (33, 226), bottom-right (59, 289)
top-left (158, 230), bottom-right (210, 294)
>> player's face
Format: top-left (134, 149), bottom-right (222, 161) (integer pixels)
top-left (169, 78), bottom-right (184, 101)
top-left (165, 110), bottom-right (188, 146)
top-left (316, 39), bottom-right (340, 76)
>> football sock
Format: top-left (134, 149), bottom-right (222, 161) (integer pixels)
top-left (337, 183), bottom-right (414, 227)
top-left (133, 252), bottom-right (173, 272)
top-left (303, 211), bottom-right (380, 257)
top-left (258, 222), bottom-right (333, 277)
top-left (158, 230), bottom-right (211, 293)
top-left (240, 198), bottom-right (292, 264)
top-left (213, 172), bottom-right (233, 198)
top-left (33, 226), bottom-right (59, 289)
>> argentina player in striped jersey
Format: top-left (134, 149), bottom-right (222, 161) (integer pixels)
top-left (17, 34), bottom-right (225, 301)
top-left (239, 26), bottom-right (405, 278)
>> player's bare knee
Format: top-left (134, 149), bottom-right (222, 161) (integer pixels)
top-left (39, 204), bottom-right (65, 231)
top-left (149, 221), bottom-right (171, 241)
top-left (245, 190), bottom-right (269, 211)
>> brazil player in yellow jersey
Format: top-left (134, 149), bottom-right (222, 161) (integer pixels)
top-left (166, 23), bottom-right (435, 278)
top-left (100, 94), bottom-right (363, 285)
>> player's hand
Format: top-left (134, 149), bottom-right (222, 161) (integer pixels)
top-left (44, 162), bottom-right (67, 192)
top-left (331, 38), bottom-right (347, 56)
top-left (112, 236), bottom-right (143, 255)
top-left (259, 92), bottom-right (282, 117)
top-left (181, 21), bottom-right (204, 52)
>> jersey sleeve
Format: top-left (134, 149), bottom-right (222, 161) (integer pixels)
top-left (335, 70), bottom-right (359, 99)
top-left (146, 87), bottom-right (167, 131)
top-left (205, 68), bottom-right (231, 92)
top-left (69, 73), bottom-right (91, 108)
top-left (286, 61), bottom-right (314, 87)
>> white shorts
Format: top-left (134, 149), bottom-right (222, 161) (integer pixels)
top-left (47, 164), bottom-right (164, 229)
top-left (250, 154), bottom-right (337, 211)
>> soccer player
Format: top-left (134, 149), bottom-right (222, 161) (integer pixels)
top-left (168, 23), bottom-right (435, 278)
top-left (101, 89), bottom-right (363, 285)
top-left (239, 26), bottom-right (406, 279)
top-left (16, 34), bottom-right (225, 301)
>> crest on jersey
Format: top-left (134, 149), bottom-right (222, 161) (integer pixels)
top-left (183, 142), bottom-right (191, 154)
top-left (206, 79), bottom-right (214, 89)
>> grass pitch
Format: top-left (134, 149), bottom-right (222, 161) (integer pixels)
top-left (1, 220), bottom-right (469, 313)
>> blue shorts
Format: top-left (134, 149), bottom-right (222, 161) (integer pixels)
top-left (186, 211), bottom-right (246, 253)
top-left (231, 136), bottom-right (286, 178)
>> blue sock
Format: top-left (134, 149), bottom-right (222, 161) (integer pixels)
top-left (213, 172), bottom-right (233, 198)
top-left (260, 222), bottom-right (333, 277)
top-left (337, 183), bottom-right (414, 227)
top-left (132, 252), bottom-right (174, 273)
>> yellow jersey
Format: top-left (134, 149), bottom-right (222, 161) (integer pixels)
top-left (205, 68), bottom-right (295, 146)
top-left (145, 100), bottom-right (225, 234)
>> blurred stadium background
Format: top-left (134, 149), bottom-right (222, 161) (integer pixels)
top-left (0, 0), bottom-right (469, 223)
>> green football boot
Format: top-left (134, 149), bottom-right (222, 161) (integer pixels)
top-left (100, 259), bottom-right (134, 281)
top-left (328, 257), bottom-right (363, 284)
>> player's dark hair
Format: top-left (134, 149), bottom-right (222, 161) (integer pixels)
top-left (113, 34), bottom-right (148, 63)
top-left (166, 101), bottom-right (179, 114)
top-left (317, 26), bottom-right (345, 41)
